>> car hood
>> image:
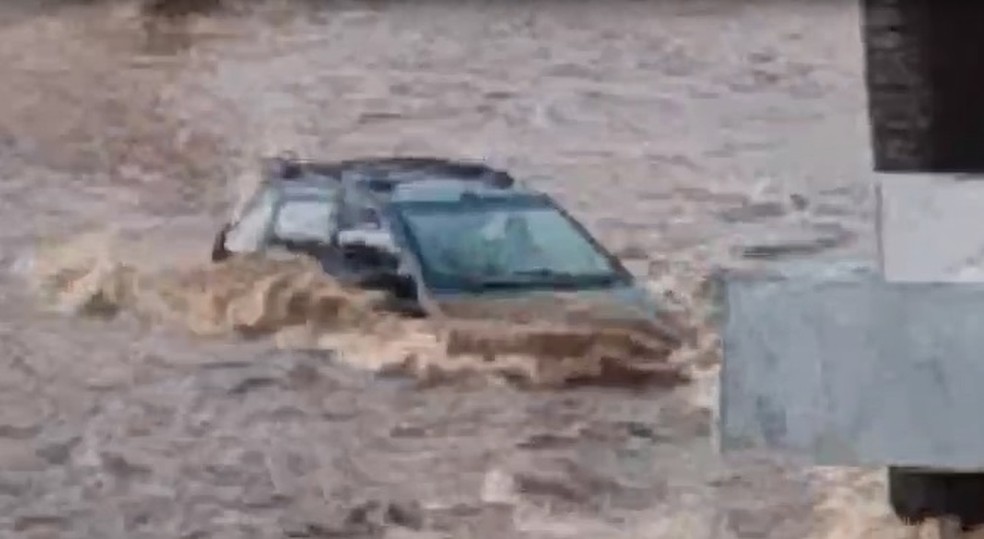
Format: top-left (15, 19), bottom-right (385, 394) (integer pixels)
top-left (431, 285), bottom-right (692, 348)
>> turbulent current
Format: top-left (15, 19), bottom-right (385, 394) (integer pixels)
top-left (0, 1), bottom-right (916, 538)
top-left (24, 229), bottom-right (693, 388)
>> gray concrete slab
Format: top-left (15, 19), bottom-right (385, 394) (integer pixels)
top-left (717, 261), bottom-right (984, 470)
top-left (878, 174), bottom-right (984, 282)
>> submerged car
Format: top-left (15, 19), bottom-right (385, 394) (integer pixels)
top-left (211, 155), bottom-right (686, 344)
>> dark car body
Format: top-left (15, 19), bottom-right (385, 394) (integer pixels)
top-left (211, 156), bottom-right (685, 344)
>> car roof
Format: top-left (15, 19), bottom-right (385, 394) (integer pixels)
top-left (385, 178), bottom-right (542, 204)
top-left (261, 155), bottom-right (517, 196)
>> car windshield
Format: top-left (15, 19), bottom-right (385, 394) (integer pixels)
top-left (396, 197), bottom-right (626, 291)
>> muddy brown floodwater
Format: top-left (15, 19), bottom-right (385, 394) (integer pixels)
top-left (0, 1), bottom-right (917, 538)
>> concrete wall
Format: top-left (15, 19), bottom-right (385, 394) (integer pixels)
top-left (718, 176), bottom-right (984, 468)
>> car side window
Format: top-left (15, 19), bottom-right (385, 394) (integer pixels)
top-left (336, 189), bottom-right (357, 230)
top-left (337, 189), bottom-right (379, 231)
top-left (272, 198), bottom-right (335, 244)
top-left (353, 205), bottom-right (381, 229)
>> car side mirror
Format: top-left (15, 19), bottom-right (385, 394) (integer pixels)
top-left (337, 228), bottom-right (396, 253)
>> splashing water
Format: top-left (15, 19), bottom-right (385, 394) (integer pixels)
top-left (24, 227), bottom-right (694, 389)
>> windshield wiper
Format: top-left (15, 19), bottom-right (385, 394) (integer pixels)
top-left (459, 277), bottom-right (531, 291)
top-left (511, 269), bottom-right (618, 286)
top-left (468, 270), bottom-right (617, 290)
top-left (456, 270), bottom-right (618, 292)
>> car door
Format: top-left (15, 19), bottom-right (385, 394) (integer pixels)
top-left (340, 208), bottom-right (394, 274)
top-left (324, 186), bottom-right (400, 277)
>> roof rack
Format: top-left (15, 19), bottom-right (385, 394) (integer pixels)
top-left (262, 154), bottom-right (517, 189)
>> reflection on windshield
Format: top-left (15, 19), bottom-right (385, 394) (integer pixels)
top-left (401, 204), bottom-right (619, 287)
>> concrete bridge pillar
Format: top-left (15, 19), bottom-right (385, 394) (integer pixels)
top-left (862, 0), bottom-right (984, 173)
top-left (718, 2), bottom-right (984, 536)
